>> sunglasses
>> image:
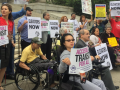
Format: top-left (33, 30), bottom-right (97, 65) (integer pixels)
top-left (65, 39), bottom-right (75, 42)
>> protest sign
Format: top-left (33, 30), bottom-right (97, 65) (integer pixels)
top-left (27, 17), bottom-right (41, 38)
top-left (95, 43), bottom-right (113, 70)
top-left (41, 21), bottom-right (49, 31)
top-left (95, 4), bottom-right (106, 20)
top-left (14, 0), bottom-right (28, 4)
top-left (108, 37), bottom-right (118, 47)
top-left (0, 26), bottom-right (9, 46)
top-left (110, 1), bottom-right (120, 16)
top-left (61, 22), bottom-right (74, 34)
top-left (69, 47), bottom-right (92, 74)
top-left (81, 0), bottom-right (92, 15)
top-left (74, 31), bottom-right (77, 44)
top-left (49, 20), bottom-right (59, 38)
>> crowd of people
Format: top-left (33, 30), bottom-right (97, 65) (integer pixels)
top-left (0, 1), bottom-right (120, 90)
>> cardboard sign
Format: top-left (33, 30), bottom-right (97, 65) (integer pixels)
top-left (110, 1), bottom-right (120, 16)
top-left (27, 17), bottom-right (42, 38)
top-left (0, 26), bottom-right (9, 46)
top-left (95, 43), bottom-right (113, 70)
top-left (61, 22), bottom-right (74, 34)
top-left (14, 0), bottom-right (28, 4)
top-left (69, 47), bottom-right (92, 74)
top-left (41, 21), bottom-right (49, 31)
top-left (108, 37), bottom-right (118, 47)
top-left (95, 4), bottom-right (106, 19)
top-left (81, 0), bottom-right (92, 15)
top-left (49, 20), bottom-right (59, 38)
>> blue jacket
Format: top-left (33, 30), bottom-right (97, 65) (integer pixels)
top-left (12, 8), bottom-right (26, 43)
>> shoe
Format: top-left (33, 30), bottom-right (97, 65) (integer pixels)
top-left (0, 86), bottom-right (5, 90)
top-left (115, 86), bottom-right (119, 89)
top-left (6, 75), bottom-right (14, 80)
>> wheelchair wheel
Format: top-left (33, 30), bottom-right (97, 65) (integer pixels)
top-left (15, 68), bottom-right (40, 90)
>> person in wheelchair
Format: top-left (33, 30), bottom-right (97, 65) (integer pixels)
top-left (75, 29), bottom-right (117, 90)
top-left (59, 33), bottom-right (106, 90)
top-left (19, 37), bottom-right (55, 86)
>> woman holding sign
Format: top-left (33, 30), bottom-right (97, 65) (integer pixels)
top-left (0, 4), bottom-right (13, 90)
top-left (59, 33), bottom-right (106, 90)
top-left (59, 16), bottom-right (68, 28)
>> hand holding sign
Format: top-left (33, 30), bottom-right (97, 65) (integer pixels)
top-left (24, 20), bottom-right (28, 24)
top-left (62, 58), bottom-right (71, 66)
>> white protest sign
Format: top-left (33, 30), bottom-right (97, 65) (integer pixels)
top-left (49, 20), bottom-right (59, 38)
top-left (95, 43), bottom-right (113, 70)
top-left (69, 47), bottom-right (92, 74)
top-left (61, 22), bottom-right (74, 34)
top-left (110, 1), bottom-right (120, 16)
top-left (73, 31), bottom-right (77, 44)
top-left (14, 0), bottom-right (28, 4)
top-left (0, 26), bottom-right (9, 46)
top-left (81, 0), bottom-right (92, 15)
top-left (41, 21), bottom-right (49, 31)
top-left (27, 17), bottom-right (41, 38)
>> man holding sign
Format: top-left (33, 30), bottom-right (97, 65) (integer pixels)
top-left (75, 29), bottom-right (116, 90)
top-left (18, 7), bottom-right (33, 51)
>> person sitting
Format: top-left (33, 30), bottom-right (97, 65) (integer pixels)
top-left (19, 37), bottom-right (55, 87)
top-left (59, 33), bottom-right (106, 90)
top-left (75, 29), bottom-right (117, 90)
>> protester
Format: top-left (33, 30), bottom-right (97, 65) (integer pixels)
top-left (109, 9), bottom-right (120, 39)
top-left (0, 4), bottom-right (13, 90)
top-left (90, 27), bottom-right (102, 46)
top-left (17, 7), bottom-right (33, 51)
top-left (71, 13), bottom-right (76, 20)
top-left (4, 2), bottom-right (28, 80)
top-left (59, 16), bottom-right (68, 28)
top-left (41, 12), bottom-right (52, 60)
top-left (59, 33), bottom-right (106, 90)
top-left (75, 29), bottom-right (116, 90)
top-left (79, 12), bottom-right (93, 30)
top-left (90, 12), bottom-right (108, 34)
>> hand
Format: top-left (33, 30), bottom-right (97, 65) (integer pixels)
top-left (95, 55), bottom-right (100, 60)
top-left (91, 12), bottom-right (93, 15)
top-left (41, 55), bottom-right (47, 60)
top-left (85, 20), bottom-right (87, 23)
top-left (109, 9), bottom-right (111, 12)
top-left (106, 12), bottom-right (107, 15)
top-left (94, 19), bottom-right (96, 22)
top-left (29, 68), bottom-right (36, 74)
top-left (7, 32), bottom-right (12, 40)
top-left (62, 58), bottom-right (71, 65)
top-left (76, 28), bottom-right (79, 31)
top-left (117, 44), bottom-right (119, 46)
top-left (41, 23), bottom-right (43, 26)
top-left (23, 20), bottom-right (28, 24)
top-left (108, 44), bottom-right (112, 47)
top-left (90, 56), bottom-right (95, 61)
top-left (26, 0), bottom-right (29, 2)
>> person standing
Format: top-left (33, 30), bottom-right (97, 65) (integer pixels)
top-left (41, 12), bottom-right (52, 60)
top-left (0, 4), bottom-right (13, 90)
top-left (17, 7), bottom-right (33, 51)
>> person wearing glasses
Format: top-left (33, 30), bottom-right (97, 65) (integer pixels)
top-left (59, 33), bottom-right (106, 90)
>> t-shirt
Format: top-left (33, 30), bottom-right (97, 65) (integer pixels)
top-left (79, 22), bottom-right (88, 29)
top-left (20, 44), bottom-right (43, 63)
top-left (110, 18), bottom-right (120, 38)
top-left (0, 17), bottom-right (13, 34)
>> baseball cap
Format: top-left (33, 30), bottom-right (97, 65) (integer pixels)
top-left (2, 2), bottom-right (7, 5)
top-left (26, 7), bottom-right (33, 11)
top-left (115, 16), bottom-right (120, 18)
top-left (32, 37), bottom-right (43, 45)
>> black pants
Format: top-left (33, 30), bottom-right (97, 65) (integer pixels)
top-left (21, 39), bottom-right (31, 51)
top-left (41, 35), bottom-right (52, 60)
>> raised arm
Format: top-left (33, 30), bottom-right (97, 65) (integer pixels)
top-left (109, 9), bottom-right (112, 21)
top-left (88, 12), bottom-right (93, 23)
top-left (79, 20), bottom-right (87, 29)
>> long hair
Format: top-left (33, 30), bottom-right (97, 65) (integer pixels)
top-left (1, 4), bottom-right (13, 21)
top-left (60, 16), bottom-right (68, 24)
top-left (59, 33), bottom-right (74, 55)
top-left (91, 27), bottom-right (99, 35)
top-left (80, 15), bottom-right (86, 22)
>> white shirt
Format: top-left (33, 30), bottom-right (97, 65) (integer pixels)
top-left (79, 22), bottom-right (88, 29)
top-left (90, 35), bottom-right (99, 45)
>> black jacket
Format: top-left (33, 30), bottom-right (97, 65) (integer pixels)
top-left (75, 39), bottom-right (97, 56)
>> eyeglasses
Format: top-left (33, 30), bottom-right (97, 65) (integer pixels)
top-left (65, 39), bottom-right (75, 42)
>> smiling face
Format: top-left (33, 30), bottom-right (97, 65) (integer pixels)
top-left (94, 28), bottom-right (99, 36)
top-left (106, 28), bottom-right (111, 34)
top-left (64, 16), bottom-right (68, 22)
top-left (1, 6), bottom-right (11, 17)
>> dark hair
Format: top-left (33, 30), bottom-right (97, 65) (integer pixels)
top-left (1, 4), bottom-right (13, 21)
top-left (91, 27), bottom-right (99, 35)
top-left (80, 15), bottom-right (86, 22)
top-left (43, 12), bottom-right (48, 18)
top-left (71, 13), bottom-right (76, 16)
top-left (59, 33), bottom-right (74, 55)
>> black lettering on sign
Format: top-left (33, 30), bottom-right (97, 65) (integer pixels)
top-left (111, 7), bottom-right (120, 10)
top-left (51, 27), bottom-right (58, 30)
top-left (42, 23), bottom-right (48, 26)
top-left (50, 22), bottom-right (58, 25)
top-left (29, 25), bottom-right (40, 29)
top-left (100, 54), bottom-right (108, 61)
top-left (29, 19), bottom-right (40, 24)
top-left (97, 47), bottom-right (107, 55)
top-left (0, 30), bottom-right (7, 36)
